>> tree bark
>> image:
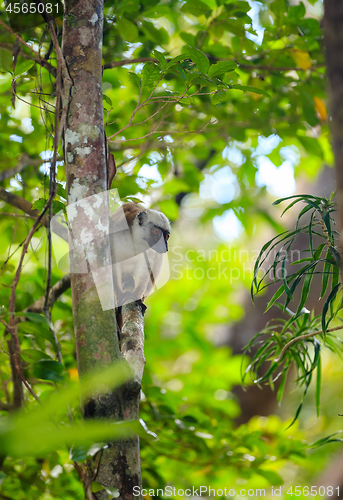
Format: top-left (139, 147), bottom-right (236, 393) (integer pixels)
top-left (61, 1), bottom-right (144, 497)
top-left (324, 0), bottom-right (343, 245)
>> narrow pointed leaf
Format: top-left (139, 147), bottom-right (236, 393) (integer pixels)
top-left (321, 283), bottom-right (341, 335)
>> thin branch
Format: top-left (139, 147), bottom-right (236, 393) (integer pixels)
top-left (109, 119), bottom-right (215, 143)
top-left (103, 56), bottom-right (326, 73)
top-left (8, 192), bottom-right (58, 408)
top-left (0, 154), bottom-right (44, 182)
top-left (120, 302), bottom-right (146, 384)
top-left (107, 87), bottom-right (215, 139)
top-left (0, 400), bottom-right (12, 412)
top-left (0, 492), bottom-right (15, 500)
top-left (43, 19), bottom-right (62, 321)
top-left (0, 186), bottom-right (49, 225)
top-left (108, 100), bottom-right (170, 139)
top-left (26, 274), bottom-right (71, 314)
top-left (0, 186), bottom-right (68, 241)
top-left (11, 93), bottom-right (55, 113)
top-left (0, 213), bottom-right (36, 219)
top-left (103, 57), bottom-right (156, 70)
top-left (274, 325), bottom-right (343, 363)
top-left (237, 62), bottom-right (325, 72)
top-left (0, 20), bottom-right (56, 76)
top-left (46, 18), bottom-right (73, 143)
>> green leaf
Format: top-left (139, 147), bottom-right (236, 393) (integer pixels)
top-left (296, 268), bottom-right (314, 314)
top-left (281, 252), bottom-right (293, 301)
top-left (56, 183), bottom-right (67, 199)
top-left (298, 136), bottom-right (323, 158)
top-left (288, 2), bottom-right (306, 21)
top-left (91, 482), bottom-right (105, 493)
top-left (211, 89), bottom-right (226, 105)
top-left (153, 50), bottom-right (167, 69)
top-left (256, 469), bottom-right (283, 486)
top-left (117, 17), bottom-right (139, 43)
top-left (180, 0), bottom-right (211, 16)
top-left (0, 73), bottom-right (11, 87)
top-left (185, 46), bottom-right (210, 75)
top-left (31, 198), bottom-right (47, 211)
top-left (323, 209), bottom-right (332, 242)
top-left (142, 62), bottom-right (161, 89)
top-left (128, 72), bottom-right (141, 89)
top-left (230, 84), bottom-right (270, 97)
top-left (321, 283), bottom-right (341, 334)
top-left (308, 210), bottom-right (315, 258)
top-left (21, 349), bottom-right (52, 362)
top-left (182, 415), bottom-right (198, 424)
top-left (277, 370), bottom-right (288, 404)
top-left (122, 196), bottom-right (144, 204)
top-left (103, 94), bottom-right (112, 107)
top-left (329, 246), bottom-right (342, 265)
top-left (15, 312), bottom-right (49, 324)
top-left (166, 54), bottom-right (188, 69)
top-left (320, 254), bottom-right (332, 299)
top-left (208, 61), bottom-right (237, 77)
top-left (70, 445), bottom-right (89, 461)
top-left (265, 284), bottom-right (286, 312)
top-left (311, 431), bottom-right (343, 448)
top-left (315, 354), bottom-right (321, 417)
top-left (273, 194), bottom-right (321, 207)
top-left (15, 61), bottom-right (34, 76)
top-left (31, 360), bottom-right (65, 382)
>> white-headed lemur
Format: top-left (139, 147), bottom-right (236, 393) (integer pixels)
top-left (109, 202), bottom-right (171, 324)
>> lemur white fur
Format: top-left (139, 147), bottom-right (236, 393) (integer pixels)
top-left (109, 202), bottom-right (171, 305)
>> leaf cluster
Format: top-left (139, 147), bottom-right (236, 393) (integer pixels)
top-left (246, 194), bottom-right (343, 423)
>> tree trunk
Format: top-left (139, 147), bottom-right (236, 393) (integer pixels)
top-left (324, 0), bottom-right (343, 245)
top-left (61, 2), bottom-right (144, 497)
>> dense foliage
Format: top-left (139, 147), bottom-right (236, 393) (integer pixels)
top-left (1, 0), bottom-right (342, 498)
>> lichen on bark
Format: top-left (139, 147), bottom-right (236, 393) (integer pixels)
top-left (62, 1), bottom-right (144, 498)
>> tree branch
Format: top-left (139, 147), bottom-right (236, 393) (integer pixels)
top-left (26, 274), bottom-right (71, 314)
top-left (120, 302), bottom-right (146, 385)
top-left (0, 20), bottom-right (56, 76)
top-left (0, 186), bottom-right (48, 223)
top-left (109, 119), bottom-right (215, 143)
top-left (274, 325), bottom-right (343, 363)
top-left (103, 56), bottom-right (325, 73)
top-left (0, 186), bottom-right (68, 241)
top-left (0, 154), bottom-right (44, 182)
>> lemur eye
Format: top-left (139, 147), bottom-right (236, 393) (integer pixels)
top-left (153, 228), bottom-right (160, 235)
top-left (165, 234), bottom-right (170, 240)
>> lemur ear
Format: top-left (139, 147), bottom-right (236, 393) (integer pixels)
top-left (137, 211), bottom-right (147, 226)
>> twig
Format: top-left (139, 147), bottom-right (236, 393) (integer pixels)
top-left (0, 186), bottom-right (68, 241)
top-left (0, 187), bottom-right (49, 225)
top-left (11, 93), bottom-right (55, 113)
top-left (0, 400), bottom-right (12, 411)
top-left (0, 20), bottom-right (56, 76)
top-left (109, 119), bottom-right (215, 143)
top-left (26, 274), bottom-right (71, 314)
top-left (103, 57), bottom-right (156, 70)
top-left (120, 302), bottom-right (146, 385)
top-left (46, 18), bottom-right (73, 143)
top-left (43, 21), bottom-right (61, 319)
top-left (274, 325), bottom-right (343, 363)
top-left (0, 213), bottom-right (36, 219)
top-left (11, 38), bottom-right (20, 109)
top-left (102, 56), bottom-right (326, 73)
top-left (107, 100), bottom-right (170, 139)
top-left (8, 192), bottom-right (57, 407)
top-left (73, 461), bottom-right (95, 500)
top-left (237, 62), bottom-right (325, 72)
top-left (0, 154), bottom-right (44, 182)
top-left (0, 491), bottom-right (15, 500)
